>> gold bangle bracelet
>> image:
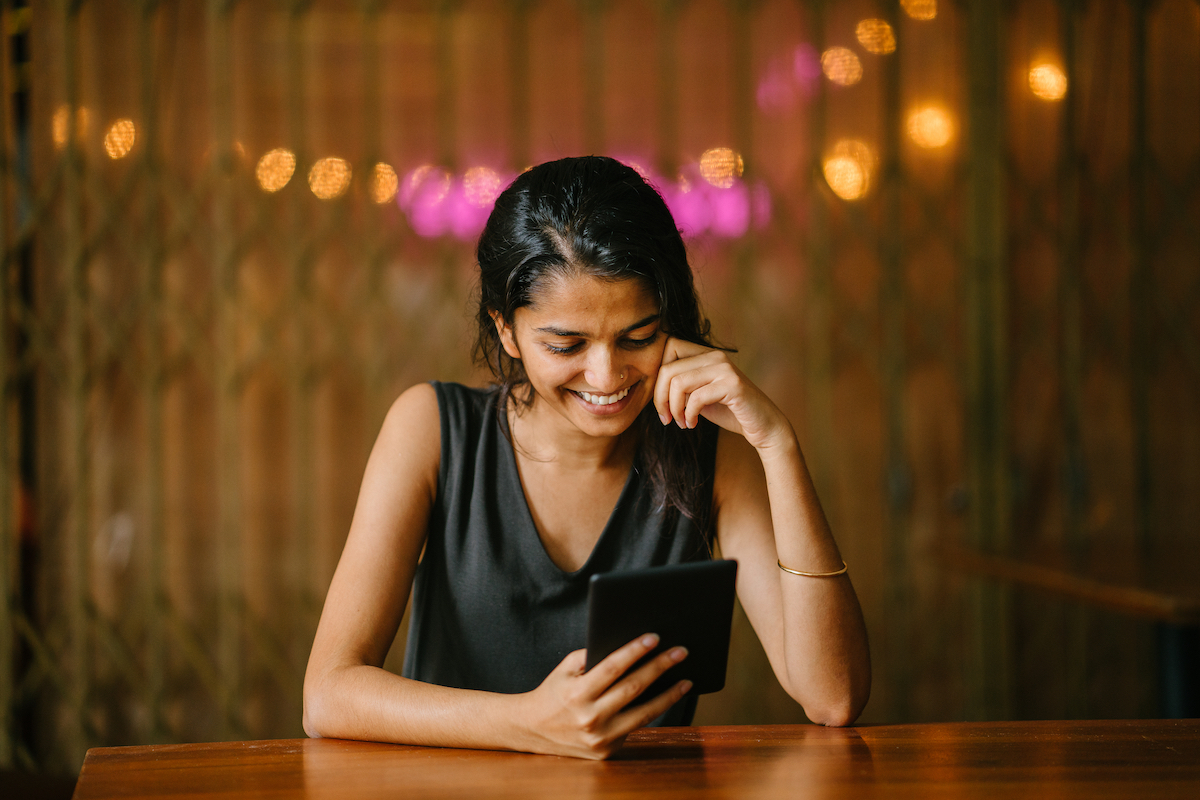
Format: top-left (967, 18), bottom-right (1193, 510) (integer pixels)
top-left (777, 559), bottom-right (847, 577)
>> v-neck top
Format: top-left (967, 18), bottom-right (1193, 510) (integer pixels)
top-left (401, 381), bottom-right (719, 726)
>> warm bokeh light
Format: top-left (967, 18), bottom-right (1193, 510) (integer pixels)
top-left (463, 166), bottom-right (504, 208)
top-left (823, 139), bottom-right (875, 201)
top-left (369, 162), bottom-right (399, 204)
top-left (699, 148), bottom-right (744, 189)
top-left (52, 105), bottom-right (90, 149)
top-left (901, 0), bottom-right (937, 21)
top-left (1029, 63), bottom-right (1068, 100)
top-left (256, 148), bottom-right (296, 193)
top-left (856, 20), bottom-right (896, 55)
top-left (103, 119), bottom-right (136, 159)
top-left (821, 47), bottom-right (863, 87)
top-left (309, 157), bottom-right (352, 200)
top-left (907, 106), bottom-right (954, 148)
top-left (399, 165), bottom-right (450, 210)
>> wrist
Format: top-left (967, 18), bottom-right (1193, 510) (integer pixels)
top-left (753, 424), bottom-right (800, 461)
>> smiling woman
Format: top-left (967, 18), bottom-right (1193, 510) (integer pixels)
top-left (302, 156), bottom-right (870, 760)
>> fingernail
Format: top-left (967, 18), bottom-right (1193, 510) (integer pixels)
top-left (659, 413), bottom-right (670, 425)
top-left (642, 634), bottom-right (659, 647)
top-left (679, 680), bottom-right (693, 694)
top-left (670, 647), bottom-right (688, 662)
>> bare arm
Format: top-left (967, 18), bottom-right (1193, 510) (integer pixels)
top-left (654, 341), bottom-right (871, 725)
top-left (303, 383), bottom-right (692, 758)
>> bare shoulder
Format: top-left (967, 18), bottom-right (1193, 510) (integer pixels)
top-left (385, 381), bottom-right (440, 428)
top-left (361, 383), bottom-right (441, 506)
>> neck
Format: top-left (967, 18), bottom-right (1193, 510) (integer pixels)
top-left (506, 390), bottom-right (638, 471)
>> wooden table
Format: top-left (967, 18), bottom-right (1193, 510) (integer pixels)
top-left (73, 720), bottom-right (1200, 799)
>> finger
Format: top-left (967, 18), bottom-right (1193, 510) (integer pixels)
top-left (656, 353), bottom-right (728, 423)
top-left (655, 342), bottom-right (722, 424)
top-left (667, 363), bottom-right (729, 428)
top-left (653, 356), bottom-right (678, 425)
top-left (662, 338), bottom-right (712, 362)
top-left (594, 645), bottom-right (689, 718)
top-left (610, 678), bottom-right (694, 736)
top-left (682, 379), bottom-right (734, 429)
top-left (659, 337), bottom-right (683, 367)
top-left (581, 634), bottom-right (661, 698)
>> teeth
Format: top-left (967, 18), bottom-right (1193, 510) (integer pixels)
top-left (578, 386), bottom-right (631, 406)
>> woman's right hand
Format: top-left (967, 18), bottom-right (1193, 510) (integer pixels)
top-left (513, 634), bottom-right (692, 760)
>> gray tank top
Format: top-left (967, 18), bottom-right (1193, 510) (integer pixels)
top-left (401, 382), bottom-right (718, 726)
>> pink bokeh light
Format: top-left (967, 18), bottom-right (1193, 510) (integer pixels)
top-left (399, 165), bottom-right (513, 240)
top-left (398, 158), bottom-right (769, 241)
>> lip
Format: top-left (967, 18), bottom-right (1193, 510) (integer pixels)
top-left (568, 382), bottom-right (638, 416)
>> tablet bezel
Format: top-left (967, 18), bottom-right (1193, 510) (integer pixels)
top-left (584, 559), bottom-right (738, 699)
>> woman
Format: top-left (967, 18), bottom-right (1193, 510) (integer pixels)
top-left (303, 156), bottom-right (870, 760)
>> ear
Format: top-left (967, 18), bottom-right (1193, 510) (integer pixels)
top-left (490, 310), bottom-right (521, 360)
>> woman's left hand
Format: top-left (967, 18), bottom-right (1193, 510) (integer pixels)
top-left (653, 338), bottom-right (791, 452)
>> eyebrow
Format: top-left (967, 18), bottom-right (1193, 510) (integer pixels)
top-left (534, 313), bottom-right (661, 338)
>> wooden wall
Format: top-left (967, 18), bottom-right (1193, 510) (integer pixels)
top-left (1, 0), bottom-right (1197, 773)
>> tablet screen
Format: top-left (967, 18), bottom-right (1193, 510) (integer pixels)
top-left (585, 560), bottom-right (737, 699)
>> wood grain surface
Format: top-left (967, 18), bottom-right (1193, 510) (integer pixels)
top-left (73, 720), bottom-right (1200, 799)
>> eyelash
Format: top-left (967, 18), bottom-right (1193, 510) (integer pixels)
top-left (544, 335), bottom-right (658, 355)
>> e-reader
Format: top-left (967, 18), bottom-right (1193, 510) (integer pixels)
top-left (585, 559), bottom-right (737, 700)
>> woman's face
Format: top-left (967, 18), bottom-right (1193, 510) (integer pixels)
top-left (493, 272), bottom-right (666, 439)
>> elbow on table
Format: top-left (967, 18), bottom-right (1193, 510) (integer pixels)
top-left (302, 677), bottom-right (333, 739)
top-left (793, 674), bottom-right (871, 727)
top-left (806, 700), bottom-right (862, 728)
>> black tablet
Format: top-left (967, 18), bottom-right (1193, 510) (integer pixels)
top-left (585, 560), bottom-right (737, 700)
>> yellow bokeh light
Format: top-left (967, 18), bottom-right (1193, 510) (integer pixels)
top-left (907, 106), bottom-right (954, 148)
top-left (370, 162), bottom-right (399, 204)
top-left (103, 119), bottom-right (137, 160)
top-left (821, 47), bottom-right (863, 87)
top-left (901, 0), bottom-right (937, 21)
top-left (52, 105), bottom-right (90, 149)
top-left (256, 148), bottom-right (296, 193)
top-left (856, 19), bottom-right (896, 55)
top-left (699, 147), bottom-right (744, 189)
top-left (823, 139), bottom-right (875, 201)
top-left (1029, 63), bottom-right (1068, 100)
top-left (463, 166), bottom-right (504, 208)
top-left (402, 165), bottom-right (452, 208)
top-left (309, 157), bottom-right (352, 200)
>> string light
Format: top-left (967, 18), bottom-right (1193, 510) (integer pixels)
top-left (103, 119), bottom-right (136, 159)
top-left (856, 20), bottom-right (896, 55)
top-left (256, 148), bottom-right (296, 193)
top-left (369, 162), bottom-right (399, 204)
top-left (901, 0), bottom-right (937, 21)
top-left (699, 148), bottom-right (744, 189)
top-left (463, 166), bottom-right (504, 208)
top-left (309, 157), bottom-right (352, 200)
top-left (1029, 63), bottom-right (1068, 100)
top-left (907, 106), bottom-right (954, 149)
top-left (52, 105), bottom-right (90, 149)
top-left (821, 47), bottom-right (863, 87)
top-left (823, 139), bottom-right (875, 201)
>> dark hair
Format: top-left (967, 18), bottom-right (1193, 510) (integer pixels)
top-left (474, 155), bottom-right (724, 527)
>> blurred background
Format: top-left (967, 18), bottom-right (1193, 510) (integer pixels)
top-left (1, 0), bottom-right (1198, 779)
